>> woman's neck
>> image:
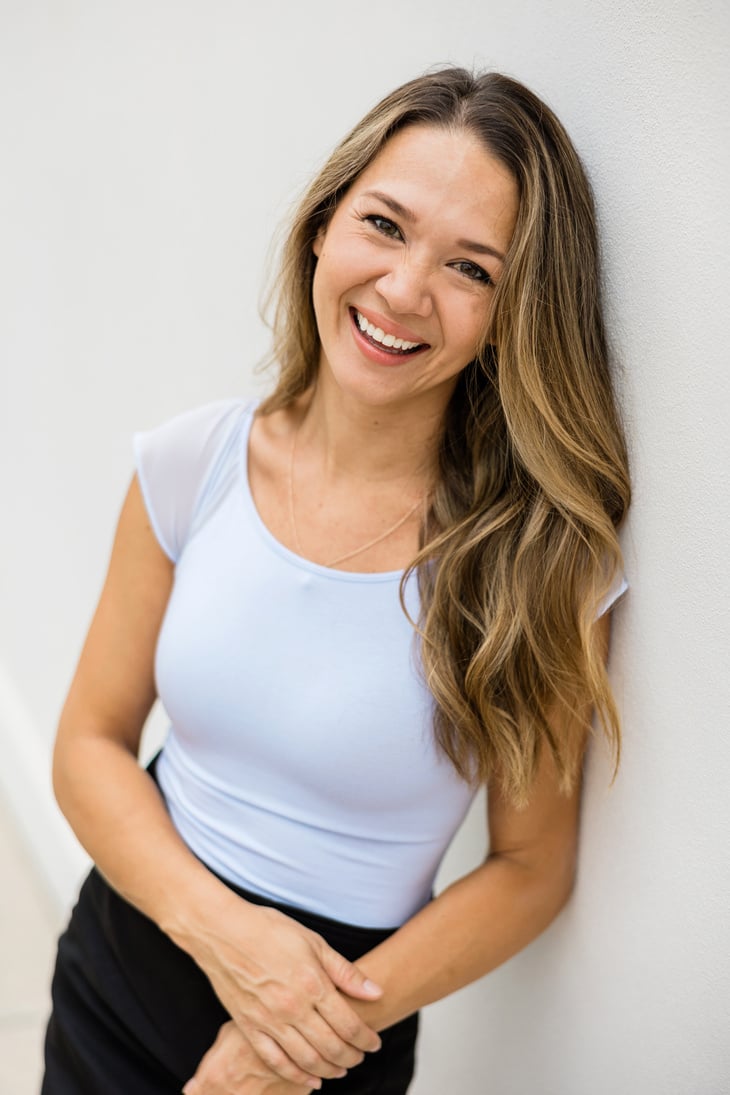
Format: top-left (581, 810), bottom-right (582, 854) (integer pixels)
top-left (297, 378), bottom-right (448, 491)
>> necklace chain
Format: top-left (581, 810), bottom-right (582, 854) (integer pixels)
top-left (288, 415), bottom-right (424, 569)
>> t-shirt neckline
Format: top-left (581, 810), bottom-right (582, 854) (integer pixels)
top-left (238, 402), bottom-right (406, 584)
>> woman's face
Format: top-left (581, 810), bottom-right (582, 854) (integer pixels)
top-left (311, 123), bottom-right (518, 414)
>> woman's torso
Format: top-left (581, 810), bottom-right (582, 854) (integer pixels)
top-left (136, 399), bottom-right (477, 928)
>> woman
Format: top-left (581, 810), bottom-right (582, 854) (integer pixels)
top-left (43, 68), bottom-right (630, 1094)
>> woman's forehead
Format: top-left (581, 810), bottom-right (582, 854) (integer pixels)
top-left (346, 125), bottom-right (519, 250)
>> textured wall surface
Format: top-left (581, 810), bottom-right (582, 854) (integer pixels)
top-left (1, 1), bottom-right (728, 1091)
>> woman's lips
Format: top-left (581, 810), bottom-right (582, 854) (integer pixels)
top-left (349, 308), bottom-right (429, 365)
top-left (352, 305), bottom-right (428, 347)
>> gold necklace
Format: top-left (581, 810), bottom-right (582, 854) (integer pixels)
top-left (288, 416), bottom-right (424, 569)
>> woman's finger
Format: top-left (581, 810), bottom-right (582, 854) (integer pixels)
top-left (316, 943), bottom-right (383, 1004)
top-left (257, 1020), bottom-right (364, 1079)
top-left (246, 1028), bottom-right (328, 1088)
top-left (313, 987), bottom-right (383, 1057)
top-left (287, 1012), bottom-right (367, 1071)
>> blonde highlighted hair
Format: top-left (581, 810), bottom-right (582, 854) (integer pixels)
top-left (260, 68), bottom-right (631, 805)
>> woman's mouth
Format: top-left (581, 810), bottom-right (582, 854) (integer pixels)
top-left (350, 309), bottom-right (428, 357)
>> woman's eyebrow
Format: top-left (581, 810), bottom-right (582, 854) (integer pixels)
top-left (360, 188), bottom-right (506, 262)
top-left (362, 189), bottom-right (416, 223)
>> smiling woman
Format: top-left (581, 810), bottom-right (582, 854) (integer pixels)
top-left (43, 68), bottom-right (630, 1095)
top-left (310, 126), bottom-right (517, 409)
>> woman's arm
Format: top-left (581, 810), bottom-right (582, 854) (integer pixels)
top-left (350, 612), bottom-right (610, 1031)
top-left (352, 747), bottom-right (584, 1030)
top-left (53, 477), bottom-right (382, 1089)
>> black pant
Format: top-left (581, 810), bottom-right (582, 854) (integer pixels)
top-left (42, 866), bottom-right (418, 1093)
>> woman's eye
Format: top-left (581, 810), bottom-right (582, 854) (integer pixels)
top-left (451, 261), bottom-right (492, 285)
top-left (364, 214), bottom-right (403, 240)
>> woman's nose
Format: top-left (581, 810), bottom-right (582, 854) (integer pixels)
top-left (375, 257), bottom-right (433, 318)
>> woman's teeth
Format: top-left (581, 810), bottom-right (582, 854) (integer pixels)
top-left (354, 311), bottom-right (423, 352)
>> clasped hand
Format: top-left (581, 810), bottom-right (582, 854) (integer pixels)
top-left (183, 1021), bottom-right (313, 1094)
top-left (185, 897), bottom-right (382, 1088)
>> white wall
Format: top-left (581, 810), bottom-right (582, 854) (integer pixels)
top-left (1, 1), bottom-right (728, 1091)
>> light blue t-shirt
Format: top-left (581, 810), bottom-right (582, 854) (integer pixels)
top-left (135, 400), bottom-right (478, 928)
top-left (135, 399), bottom-right (627, 929)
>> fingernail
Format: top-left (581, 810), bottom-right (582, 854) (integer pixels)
top-left (363, 978), bottom-right (382, 995)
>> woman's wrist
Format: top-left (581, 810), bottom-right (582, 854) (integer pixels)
top-left (159, 867), bottom-right (258, 960)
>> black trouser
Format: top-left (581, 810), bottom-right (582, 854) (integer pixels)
top-left (42, 864), bottom-right (418, 1094)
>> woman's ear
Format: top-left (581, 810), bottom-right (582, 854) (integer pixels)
top-left (312, 225), bottom-right (325, 258)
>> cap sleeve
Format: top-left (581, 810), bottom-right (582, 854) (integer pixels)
top-left (596, 571), bottom-right (629, 618)
top-left (133, 399), bottom-right (249, 562)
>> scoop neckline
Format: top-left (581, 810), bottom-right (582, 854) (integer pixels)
top-left (238, 402), bottom-right (406, 584)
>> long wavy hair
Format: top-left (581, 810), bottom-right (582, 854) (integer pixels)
top-left (259, 68), bottom-right (631, 806)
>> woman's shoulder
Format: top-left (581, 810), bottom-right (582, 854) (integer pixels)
top-left (132, 397), bottom-right (256, 562)
top-left (134, 398), bottom-right (255, 481)
top-left (136, 397), bottom-right (254, 448)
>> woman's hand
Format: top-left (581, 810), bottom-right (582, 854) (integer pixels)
top-left (174, 893), bottom-right (382, 1083)
top-left (182, 1021), bottom-right (314, 1094)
